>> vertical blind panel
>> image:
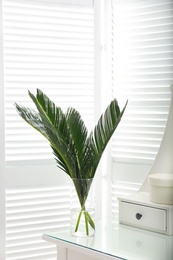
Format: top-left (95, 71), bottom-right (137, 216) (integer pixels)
top-left (112, 0), bottom-right (173, 164)
top-left (6, 185), bottom-right (70, 260)
top-left (3, 0), bottom-right (95, 162)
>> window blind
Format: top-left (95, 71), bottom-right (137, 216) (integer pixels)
top-left (4, 0), bottom-right (94, 164)
top-left (3, 0), bottom-right (95, 259)
top-left (111, 0), bottom-right (173, 164)
top-left (6, 185), bottom-right (70, 260)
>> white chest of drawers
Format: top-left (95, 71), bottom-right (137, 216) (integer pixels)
top-left (118, 192), bottom-right (173, 235)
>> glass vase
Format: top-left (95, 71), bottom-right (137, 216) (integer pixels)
top-left (70, 178), bottom-right (95, 237)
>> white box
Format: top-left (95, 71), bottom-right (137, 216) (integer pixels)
top-left (148, 173), bottom-right (173, 205)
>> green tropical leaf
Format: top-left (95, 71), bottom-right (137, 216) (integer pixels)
top-left (15, 90), bottom-right (79, 178)
top-left (66, 107), bottom-right (88, 178)
top-left (83, 98), bottom-right (128, 178)
top-left (14, 103), bottom-right (48, 138)
top-left (15, 89), bottom-right (127, 180)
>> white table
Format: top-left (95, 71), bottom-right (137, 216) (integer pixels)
top-left (43, 219), bottom-right (173, 260)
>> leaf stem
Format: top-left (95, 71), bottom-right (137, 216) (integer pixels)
top-left (74, 210), bottom-right (82, 232)
top-left (86, 211), bottom-right (95, 230)
top-left (74, 208), bottom-right (94, 236)
top-left (84, 211), bottom-right (89, 236)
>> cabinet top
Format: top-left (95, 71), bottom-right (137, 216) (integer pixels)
top-left (43, 219), bottom-right (173, 260)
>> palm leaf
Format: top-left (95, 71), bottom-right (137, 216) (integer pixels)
top-left (15, 89), bottom-right (127, 180)
top-left (29, 89), bottom-right (68, 137)
top-left (15, 90), bottom-right (79, 178)
top-left (66, 107), bottom-right (88, 178)
top-left (83, 99), bottom-right (128, 178)
top-left (14, 103), bottom-right (49, 138)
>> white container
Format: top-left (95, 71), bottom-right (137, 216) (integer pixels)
top-left (148, 173), bottom-right (173, 205)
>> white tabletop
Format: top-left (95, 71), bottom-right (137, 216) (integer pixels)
top-left (43, 219), bottom-right (173, 260)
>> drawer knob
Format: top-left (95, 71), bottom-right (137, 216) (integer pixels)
top-left (136, 213), bottom-right (142, 220)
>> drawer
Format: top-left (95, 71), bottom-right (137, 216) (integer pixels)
top-left (119, 201), bottom-right (167, 233)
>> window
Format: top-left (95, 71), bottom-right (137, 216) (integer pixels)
top-left (1, 0), bottom-right (172, 257)
top-left (4, 0), bottom-right (95, 164)
top-left (110, 0), bottom-right (173, 218)
top-left (1, 0), bottom-right (99, 259)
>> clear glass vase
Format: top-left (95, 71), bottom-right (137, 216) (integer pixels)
top-left (70, 178), bottom-right (95, 237)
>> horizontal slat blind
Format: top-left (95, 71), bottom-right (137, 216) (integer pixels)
top-left (111, 0), bottom-right (173, 164)
top-left (6, 185), bottom-right (70, 260)
top-left (4, 0), bottom-right (94, 163)
top-left (3, 1), bottom-right (95, 259)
